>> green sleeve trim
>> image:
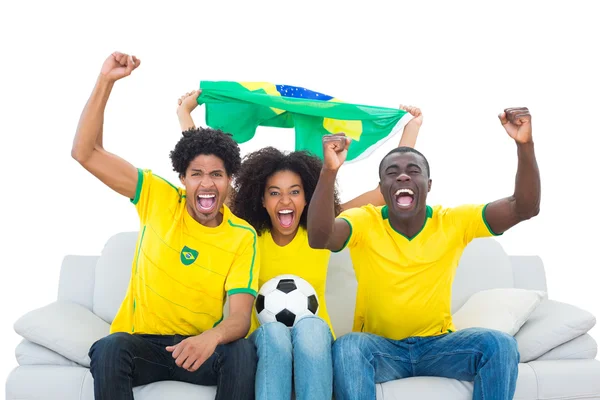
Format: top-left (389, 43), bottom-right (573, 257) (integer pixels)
top-left (227, 288), bottom-right (258, 297)
top-left (130, 168), bottom-right (144, 205)
top-left (332, 217), bottom-right (353, 253)
top-left (227, 220), bottom-right (257, 290)
top-left (482, 203), bottom-right (503, 236)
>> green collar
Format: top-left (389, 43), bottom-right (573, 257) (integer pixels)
top-left (381, 205), bottom-right (433, 241)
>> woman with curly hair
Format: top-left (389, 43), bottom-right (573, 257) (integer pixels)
top-left (177, 90), bottom-right (423, 400)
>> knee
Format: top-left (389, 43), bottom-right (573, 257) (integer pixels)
top-left (293, 317), bottom-right (332, 355)
top-left (478, 330), bottom-right (519, 363)
top-left (332, 333), bottom-right (366, 365)
top-left (90, 332), bottom-right (132, 357)
top-left (294, 317), bottom-right (331, 346)
top-left (255, 322), bottom-right (292, 354)
top-left (89, 332), bottom-right (134, 370)
top-left (222, 338), bottom-right (258, 368)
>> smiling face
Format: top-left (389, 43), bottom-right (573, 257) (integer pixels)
top-left (262, 170), bottom-right (307, 241)
top-left (379, 151), bottom-right (432, 220)
top-left (180, 154), bottom-right (231, 227)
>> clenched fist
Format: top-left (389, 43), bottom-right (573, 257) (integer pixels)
top-left (100, 52), bottom-right (141, 83)
top-left (322, 134), bottom-right (351, 172)
top-left (499, 107), bottom-right (532, 144)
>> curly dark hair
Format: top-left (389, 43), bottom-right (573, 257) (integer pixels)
top-left (170, 127), bottom-right (241, 177)
top-left (231, 147), bottom-right (342, 235)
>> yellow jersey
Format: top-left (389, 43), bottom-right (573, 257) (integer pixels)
top-left (110, 169), bottom-right (259, 335)
top-left (250, 227), bottom-right (333, 335)
top-left (336, 203), bottom-right (498, 340)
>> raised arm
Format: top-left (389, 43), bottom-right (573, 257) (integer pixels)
top-left (484, 107), bottom-right (541, 234)
top-left (176, 90), bottom-right (237, 207)
top-left (176, 90), bottom-right (201, 131)
top-left (71, 52), bottom-right (141, 199)
top-left (308, 135), bottom-right (352, 250)
top-left (340, 105), bottom-right (423, 211)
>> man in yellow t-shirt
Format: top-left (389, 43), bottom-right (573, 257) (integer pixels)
top-left (72, 52), bottom-right (258, 400)
top-left (308, 107), bottom-right (541, 400)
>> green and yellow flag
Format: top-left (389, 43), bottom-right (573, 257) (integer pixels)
top-left (197, 81), bottom-right (407, 162)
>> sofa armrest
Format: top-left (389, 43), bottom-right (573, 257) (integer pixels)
top-left (15, 339), bottom-right (79, 367)
top-left (14, 301), bottom-right (110, 367)
top-left (57, 255), bottom-right (98, 310)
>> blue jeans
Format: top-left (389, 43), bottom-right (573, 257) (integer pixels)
top-left (89, 332), bottom-right (257, 400)
top-left (250, 316), bottom-right (333, 400)
top-left (333, 328), bottom-right (519, 400)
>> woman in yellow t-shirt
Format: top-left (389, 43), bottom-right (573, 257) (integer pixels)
top-left (177, 90), bottom-right (422, 400)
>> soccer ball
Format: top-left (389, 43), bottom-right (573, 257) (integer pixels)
top-left (255, 274), bottom-right (319, 327)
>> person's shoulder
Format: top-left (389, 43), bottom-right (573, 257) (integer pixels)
top-left (432, 204), bottom-right (486, 220)
top-left (225, 206), bottom-right (258, 239)
top-left (340, 203), bottom-right (384, 219)
top-left (134, 169), bottom-right (184, 206)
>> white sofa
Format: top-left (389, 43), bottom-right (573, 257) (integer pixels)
top-left (6, 232), bottom-right (600, 400)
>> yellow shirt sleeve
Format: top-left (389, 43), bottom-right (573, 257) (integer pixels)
top-left (335, 205), bottom-right (374, 251)
top-left (447, 203), bottom-right (502, 245)
top-left (225, 229), bottom-right (260, 297)
top-left (130, 169), bottom-right (184, 224)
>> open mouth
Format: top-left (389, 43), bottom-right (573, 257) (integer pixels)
top-left (277, 209), bottom-right (295, 229)
top-left (394, 188), bottom-right (415, 209)
top-left (196, 193), bottom-right (217, 213)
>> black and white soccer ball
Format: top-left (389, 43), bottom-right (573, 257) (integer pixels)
top-left (255, 274), bottom-right (319, 327)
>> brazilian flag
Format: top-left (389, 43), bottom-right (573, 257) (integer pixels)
top-left (197, 81), bottom-right (407, 162)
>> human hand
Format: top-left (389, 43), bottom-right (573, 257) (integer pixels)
top-left (99, 52), bottom-right (140, 83)
top-left (498, 107), bottom-right (532, 144)
top-left (166, 330), bottom-right (220, 372)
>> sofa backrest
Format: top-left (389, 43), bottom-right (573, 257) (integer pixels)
top-left (88, 232), bottom-right (546, 337)
top-left (93, 232), bottom-right (138, 323)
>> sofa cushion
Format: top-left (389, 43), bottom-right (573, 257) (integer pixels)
top-left (14, 301), bottom-right (110, 367)
top-left (536, 333), bottom-right (598, 361)
top-left (6, 365), bottom-right (94, 400)
top-left (528, 359), bottom-right (600, 400)
top-left (515, 299), bottom-right (596, 362)
top-left (451, 238), bottom-right (514, 313)
top-left (133, 380), bottom-right (216, 399)
top-left (93, 232), bottom-right (138, 323)
top-left (452, 288), bottom-right (545, 335)
top-left (15, 339), bottom-right (79, 367)
top-left (6, 366), bottom-right (218, 400)
top-left (376, 363), bottom-right (535, 400)
top-left (375, 361), bottom-right (600, 400)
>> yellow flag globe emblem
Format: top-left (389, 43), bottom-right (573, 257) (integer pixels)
top-left (180, 246), bottom-right (198, 266)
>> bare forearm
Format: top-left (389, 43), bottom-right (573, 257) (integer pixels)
top-left (209, 312), bottom-right (251, 345)
top-left (513, 142), bottom-right (540, 219)
top-left (307, 169), bottom-right (338, 248)
top-left (341, 186), bottom-right (384, 211)
top-left (72, 76), bottom-right (113, 161)
top-left (398, 120), bottom-right (421, 148)
top-left (177, 110), bottom-right (196, 131)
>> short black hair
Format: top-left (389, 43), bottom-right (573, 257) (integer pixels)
top-left (379, 146), bottom-right (430, 178)
top-left (231, 147), bottom-right (342, 235)
top-left (170, 127), bottom-right (241, 177)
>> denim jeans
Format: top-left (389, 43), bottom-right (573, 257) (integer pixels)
top-left (250, 316), bottom-right (333, 400)
top-left (333, 328), bottom-right (519, 400)
top-left (89, 332), bottom-right (257, 400)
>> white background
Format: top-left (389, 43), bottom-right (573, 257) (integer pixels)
top-left (1, 0), bottom-right (599, 389)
